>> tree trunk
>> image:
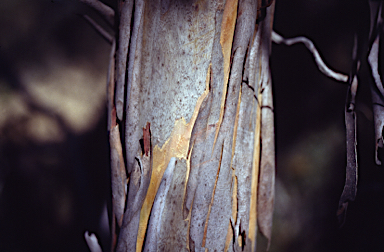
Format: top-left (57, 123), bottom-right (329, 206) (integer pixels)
top-left (106, 0), bottom-right (276, 251)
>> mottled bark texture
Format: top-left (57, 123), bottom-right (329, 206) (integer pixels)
top-left (105, 0), bottom-right (276, 251)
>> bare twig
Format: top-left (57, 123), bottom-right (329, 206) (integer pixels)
top-left (82, 14), bottom-right (113, 44)
top-left (272, 31), bottom-right (349, 83)
top-left (79, 0), bottom-right (114, 27)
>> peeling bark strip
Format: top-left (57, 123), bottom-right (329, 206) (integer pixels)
top-left (369, 34), bottom-right (384, 165)
top-left (115, 0), bottom-right (134, 121)
top-left (125, 0), bottom-right (145, 175)
top-left (144, 157), bottom-right (177, 252)
top-left (257, 1), bottom-right (275, 248)
top-left (337, 28), bottom-right (360, 225)
top-left (116, 123), bottom-right (152, 251)
top-left (110, 125), bottom-right (127, 227)
top-left (106, 40), bottom-right (128, 243)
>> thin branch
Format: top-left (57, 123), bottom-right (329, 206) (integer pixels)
top-left (272, 31), bottom-right (349, 83)
top-left (78, 0), bottom-right (115, 27)
top-left (82, 14), bottom-right (113, 44)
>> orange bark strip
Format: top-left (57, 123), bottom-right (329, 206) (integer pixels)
top-left (224, 221), bottom-right (233, 252)
top-left (213, 0), bottom-right (239, 150)
top-left (249, 91), bottom-right (262, 252)
top-left (136, 65), bottom-right (211, 252)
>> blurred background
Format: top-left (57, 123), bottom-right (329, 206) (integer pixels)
top-left (0, 0), bottom-right (383, 251)
top-left (0, 0), bottom-right (115, 251)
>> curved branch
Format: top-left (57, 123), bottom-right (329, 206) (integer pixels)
top-left (272, 31), bottom-right (348, 83)
top-left (82, 14), bottom-right (113, 44)
top-left (79, 0), bottom-right (115, 27)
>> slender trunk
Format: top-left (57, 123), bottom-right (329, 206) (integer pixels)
top-left (106, 0), bottom-right (276, 251)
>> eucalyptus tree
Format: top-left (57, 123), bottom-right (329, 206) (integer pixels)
top-left (80, 0), bottom-right (384, 251)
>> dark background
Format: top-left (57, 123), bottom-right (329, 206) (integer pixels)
top-left (0, 0), bottom-right (383, 251)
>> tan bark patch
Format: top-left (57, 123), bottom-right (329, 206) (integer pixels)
top-left (136, 65), bottom-right (211, 252)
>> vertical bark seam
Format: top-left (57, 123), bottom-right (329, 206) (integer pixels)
top-left (202, 142), bottom-right (225, 247)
